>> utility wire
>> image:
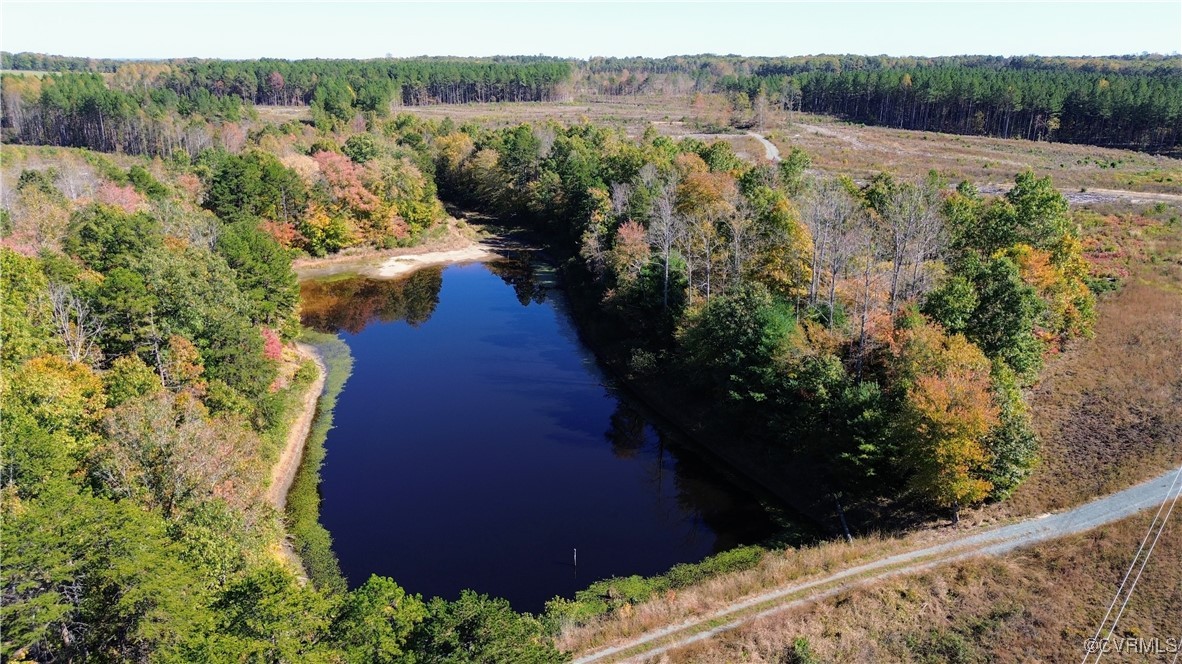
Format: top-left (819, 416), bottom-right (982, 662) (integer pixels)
top-left (1101, 475), bottom-right (1182, 654)
top-left (1083, 462), bottom-right (1182, 664)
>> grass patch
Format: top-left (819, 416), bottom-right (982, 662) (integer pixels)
top-left (997, 211), bottom-right (1182, 518)
top-left (286, 329), bottom-right (354, 593)
top-left (668, 509), bottom-right (1182, 662)
top-left (544, 546), bottom-right (766, 634)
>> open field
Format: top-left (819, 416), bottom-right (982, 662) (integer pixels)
top-left (770, 115), bottom-right (1182, 195)
top-left (258, 96), bottom-right (1182, 197)
top-left (662, 505), bottom-right (1182, 663)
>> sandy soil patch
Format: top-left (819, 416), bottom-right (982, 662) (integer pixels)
top-left (372, 245), bottom-right (495, 278)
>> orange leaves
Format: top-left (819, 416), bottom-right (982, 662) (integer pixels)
top-left (258, 219), bottom-right (305, 249)
top-left (1009, 244), bottom-right (1057, 291)
top-left (313, 150), bottom-right (380, 215)
top-left (1007, 240), bottom-right (1096, 343)
top-left (609, 220), bottom-right (651, 284)
top-left (892, 319), bottom-right (999, 510)
top-left (675, 170), bottom-right (737, 220)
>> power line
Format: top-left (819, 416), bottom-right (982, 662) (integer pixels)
top-left (1101, 475), bottom-right (1182, 654)
top-left (1083, 461), bottom-right (1182, 664)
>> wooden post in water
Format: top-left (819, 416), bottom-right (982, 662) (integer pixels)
top-left (573, 548), bottom-right (577, 567)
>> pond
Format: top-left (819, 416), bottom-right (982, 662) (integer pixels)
top-left (300, 256), bottom-right (783, 613)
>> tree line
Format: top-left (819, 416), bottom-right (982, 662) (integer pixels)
top-left (1, 57), bottom-right (571, 155)
top-left (5, 51), bottom-right (1175, 154)
top-left (426, 118), bottom-right (1094, 523)
top-left (0, 146), bottom-right (565, 662)
top-left (721, 65), bottom-right (1182, 152)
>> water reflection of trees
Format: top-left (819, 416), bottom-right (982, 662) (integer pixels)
top-left (605, 399), bottom-right (782, 553)
top-left (300, 268), bottom-right (443, 334)
top-left (485, 254), bottom-right (548, 306)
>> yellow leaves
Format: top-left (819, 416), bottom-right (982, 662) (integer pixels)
top-left (1006, 239), bottom-right (1096, 342)
top-left (674, 152), bottom-right (708, 178)
top-left (675, 171), bottom-right (737, 220)
top-left (2, 355), bottom-right (106, 453)
top-left (162, 334), bottom-right (205, 395)
top-left (893, 320), bottom-right (999, 509)
top-left (435, 132), bottom-right (476, 174)
top-left (1009, 244), bottom-right (1057, 291)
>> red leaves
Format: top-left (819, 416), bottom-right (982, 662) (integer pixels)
top-left (261, 327), bottom-right (283, 361)
top-left (313, 150), bottom-right (380, 214)
top-left (96, 182), bottom-right (144, 213)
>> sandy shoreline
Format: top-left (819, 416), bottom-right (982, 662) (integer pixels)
top-left (294, 241), bottom-right (497, 281)
top-left (372, 245), bottom-right (495, 278)
top-left (267, 342), bottom-right (327, 513)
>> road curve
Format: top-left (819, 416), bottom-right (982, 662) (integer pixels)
top-left (572, 464), bottom-right (1182, 663)
top-left (746, 131), bottom-right (781, 162)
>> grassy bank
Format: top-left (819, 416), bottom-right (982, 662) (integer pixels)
top-left (286, 329), bottom-right (355, 593)
top-left (666, 507), bottom-right (1182, 663)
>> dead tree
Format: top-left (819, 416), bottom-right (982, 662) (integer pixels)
top-left (48, 282), bottom-right (104, 364)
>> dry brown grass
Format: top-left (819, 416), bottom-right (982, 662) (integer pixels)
top-left (554, 534), bottom-right (909, 655)
top-left (766, 114), bottom-right (1182, 195)
top-left (665, 508), bottom-right (1182, 663)
top-left (991, 219), bottom-right (1182, 520)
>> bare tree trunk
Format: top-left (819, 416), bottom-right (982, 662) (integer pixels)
top-left (48, 283), bottom-right (104, 364)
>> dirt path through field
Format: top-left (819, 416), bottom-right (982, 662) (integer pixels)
top-left (746, 131), bottom-right (781, 162)
top-left (572, 464), bottom-right (1182, 663)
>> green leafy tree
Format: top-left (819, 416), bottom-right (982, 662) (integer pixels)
top-left (103, 353), bottom-right (162, 408)
top-left (2, 487), bottom-right (213, 662)
top-left (63, 203), bottom-right (162, 272)
top-left (0, 249), bottom-right (55, 369)
top-left (312, 79), bottom-right (357, 125)
top-left (679, 282), bottom-right (795, 407)
top-left (921, 274), bottom-right (979, 334)
top-left (409, 591), bottom-right (565, 664)
top-left (983, 361), bottom-right (1039, 499)
top-left (343, 134), bottom-right (381, 164)
top-left (778, 148), bottom-right (811, 194)
top-left (216, 221), bottom-right (299, 329)
top-left (213, 564), bottom-right (338, 662)
top-left (203, 150), bottom-right (308, 225)
top-left (332, 576), bottom-right (428, 663)
top-left (964, 256), bottom-right (1045, 380)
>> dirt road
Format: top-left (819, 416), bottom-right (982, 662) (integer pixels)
top-left (266, 342), bottom-right (327, 512)
top-left (746, 131), bottom-right (781, 162)
top-left (572, 464), bottom-right (1182, 663)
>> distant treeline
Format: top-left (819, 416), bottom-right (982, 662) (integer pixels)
top-left (3, 51), bottom-right (1178, 153)
top-left (578, 54), bottom-right (1182, 153)
top-left (722, 64), bottom-right (1182, 152)
top-left (1, 52), bottom-right (572, 105)
top-left (1, 56), bottom-right (572, 155)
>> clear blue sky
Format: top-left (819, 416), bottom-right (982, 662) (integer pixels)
top-left (2, 2), bottom-right (1179, 60)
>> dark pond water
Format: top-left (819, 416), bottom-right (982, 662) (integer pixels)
top-left (300, 258), bottom-right (781, 613)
